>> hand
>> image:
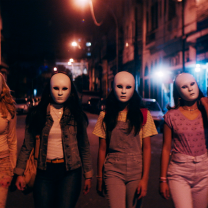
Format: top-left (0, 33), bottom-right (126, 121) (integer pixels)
top-left (160, 182), bottom-right (170, 199)
top-left (96, 177), bottom-right (104, 196)
top-left (137, 179), bottom-right (148, 199)
top-left (0, 176), bottom-right (12, 188)
top-left (15, 176), bottom-right (26, 191)
top-left (83, 178), bottom-right (92, 195)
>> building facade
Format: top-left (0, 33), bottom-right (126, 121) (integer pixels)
top-left (142, 0), bottom-right (208, 110)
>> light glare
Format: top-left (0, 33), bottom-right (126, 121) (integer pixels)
top-left (157, 71), bottom-right (164, 77)
top-left (195, 64), bottom-right (201, 72)
top-left (72, 41), bottom-right (78, 47)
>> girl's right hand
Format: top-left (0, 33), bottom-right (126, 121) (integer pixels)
top-left (160, 182), bottom-right (170, 199)
top-left (15, 175), bottom-right (26, 191)
top-left (96, 178), bottom-right (104, 196)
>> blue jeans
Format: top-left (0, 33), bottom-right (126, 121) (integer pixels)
top-left (33, 163), bottom-right (82, 208)
top-left (167, 152), bottom-right (208, 208)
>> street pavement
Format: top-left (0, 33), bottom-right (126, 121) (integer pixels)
top-left (6, 113), bottom-right (174, 208)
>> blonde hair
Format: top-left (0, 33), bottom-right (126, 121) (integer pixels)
top-left (0, 73), bottom-right (16, 118)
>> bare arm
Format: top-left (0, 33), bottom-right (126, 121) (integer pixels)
top-left (97, 137), bottom-right (106, 177)
top-left (160, 123), bottom-right (172, 199)
top-left (200, 97), bottom-right (208, 119)
top-left (7, 114), bottom-right (17, 170)
top-left (137, 136), bottom-right (151, 199)
top-left (96, 137), bottom-right (106, 194)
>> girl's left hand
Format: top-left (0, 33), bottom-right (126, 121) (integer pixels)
top-left (137, 179), bottom-right (148, 199)
top-left (0, 176), bottom-right (12, 188)
top-left (83, 178), bottom-right (92, 195)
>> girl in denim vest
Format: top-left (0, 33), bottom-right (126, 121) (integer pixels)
top-left (14, 68), bottom-right (93, 208)
top-left (160, 73), bottom-right (208, 208)
top-left (93, 71), bottom-right (157, 208)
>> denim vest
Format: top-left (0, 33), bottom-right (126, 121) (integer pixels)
top-left (14, 105), bottom-right (93, 179)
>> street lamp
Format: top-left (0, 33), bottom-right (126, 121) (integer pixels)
top-left (75, 0), bottom-right (118, 73)
top-left (71, 41), bottom-right (78, 47)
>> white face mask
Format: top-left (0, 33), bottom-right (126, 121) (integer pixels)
top-left (114, 71), bottom-right (135, 102)
top-left (175, 73), bottom-right (199, 102)
top-left (50, 73), bottom-right (71, 104)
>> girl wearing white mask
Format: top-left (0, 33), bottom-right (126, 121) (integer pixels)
top-left (160, 73), bottom-right (208, 208)
top-left (14, 69), bottom-right (93, 208)
top-left (93, 71), bottom-right (157, 208)
top-left (0, 73), bottom-right (17, 208)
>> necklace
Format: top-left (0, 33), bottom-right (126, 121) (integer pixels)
top-left (51, 106), bottom-right (63, 122)
top-left (182, 107), bottom-right (198, 111)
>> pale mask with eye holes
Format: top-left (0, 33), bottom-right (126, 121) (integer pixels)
top-left (175, 73), bottom-right (199, 102)
top-left (114, 71), bottom-right (135, 102)
top-left (50, 73), bottom-right (71, 104)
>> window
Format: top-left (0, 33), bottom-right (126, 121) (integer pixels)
top-left (168, 0), bottom-right (176, 21)
top-left (151, 2), bottom-right (158, 30)
top-left (145, 64), bottom-right (149, 76)
top-left (155, 59), bottom-right (157, 67)
top-left (126, 25), bottom-right (129, 41)
top-left (132, 21), bottom-right (135, 41)
top-left (144, 79), bottom-right (149, 98)
top-left (151, 61), bottom-right (153, 72)
top-left (159, 1), bottom-right (162, 18)
top-left (146, 12), bottom-right (149, 32)
top-left (164, 0), bottom-right (167, 16)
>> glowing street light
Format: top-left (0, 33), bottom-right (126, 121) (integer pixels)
top-left (157, 71), bottom-right (165, 78)
top-left (75, 0), bottom-right (88, 6)
top-left (68, 58), bottom-right (74, 65)
top-left (195, 64), bottom-right (201, 72)
top-left (71, 41), bottom-right (78, 47)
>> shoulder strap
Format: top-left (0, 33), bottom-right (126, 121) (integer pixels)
top-left (140, 108), bottom-right (148, 126)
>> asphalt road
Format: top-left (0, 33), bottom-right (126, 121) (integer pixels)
top-left (6, 112), bottom-right (174, 208)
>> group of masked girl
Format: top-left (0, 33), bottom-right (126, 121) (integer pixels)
top-left (0, 68), bottom-right (208, 208)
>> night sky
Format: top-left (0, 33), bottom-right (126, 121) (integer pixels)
top-left (1, 0), bottom-right (107, 64)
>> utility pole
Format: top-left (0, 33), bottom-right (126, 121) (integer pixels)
top-left (182, 0), bottom-right (185, 72)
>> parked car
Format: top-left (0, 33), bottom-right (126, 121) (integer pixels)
top-left (33, 97), bottom-right (41, 106)
top-left (86, 97), bottom-right (106, 114)
top-left (15, 98), bottom-right (30, 114)
top-left (141, 98), bottom-right (164, 133)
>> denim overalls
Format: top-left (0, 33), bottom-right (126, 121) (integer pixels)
top-left (104, 121), bottom-right (143, 208)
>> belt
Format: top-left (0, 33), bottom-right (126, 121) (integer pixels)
top-left (46, 158), bottom-right (64, 163)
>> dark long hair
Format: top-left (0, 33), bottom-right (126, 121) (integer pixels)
top-left (103, 89), bottom-right (144, 139)
top-left (26, 68), bottom-right (88, 136)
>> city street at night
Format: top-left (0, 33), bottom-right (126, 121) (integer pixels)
top-left (6, 112), bottom-right (174, 208)
top-left (1, 0), bottom-right (208, 208)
